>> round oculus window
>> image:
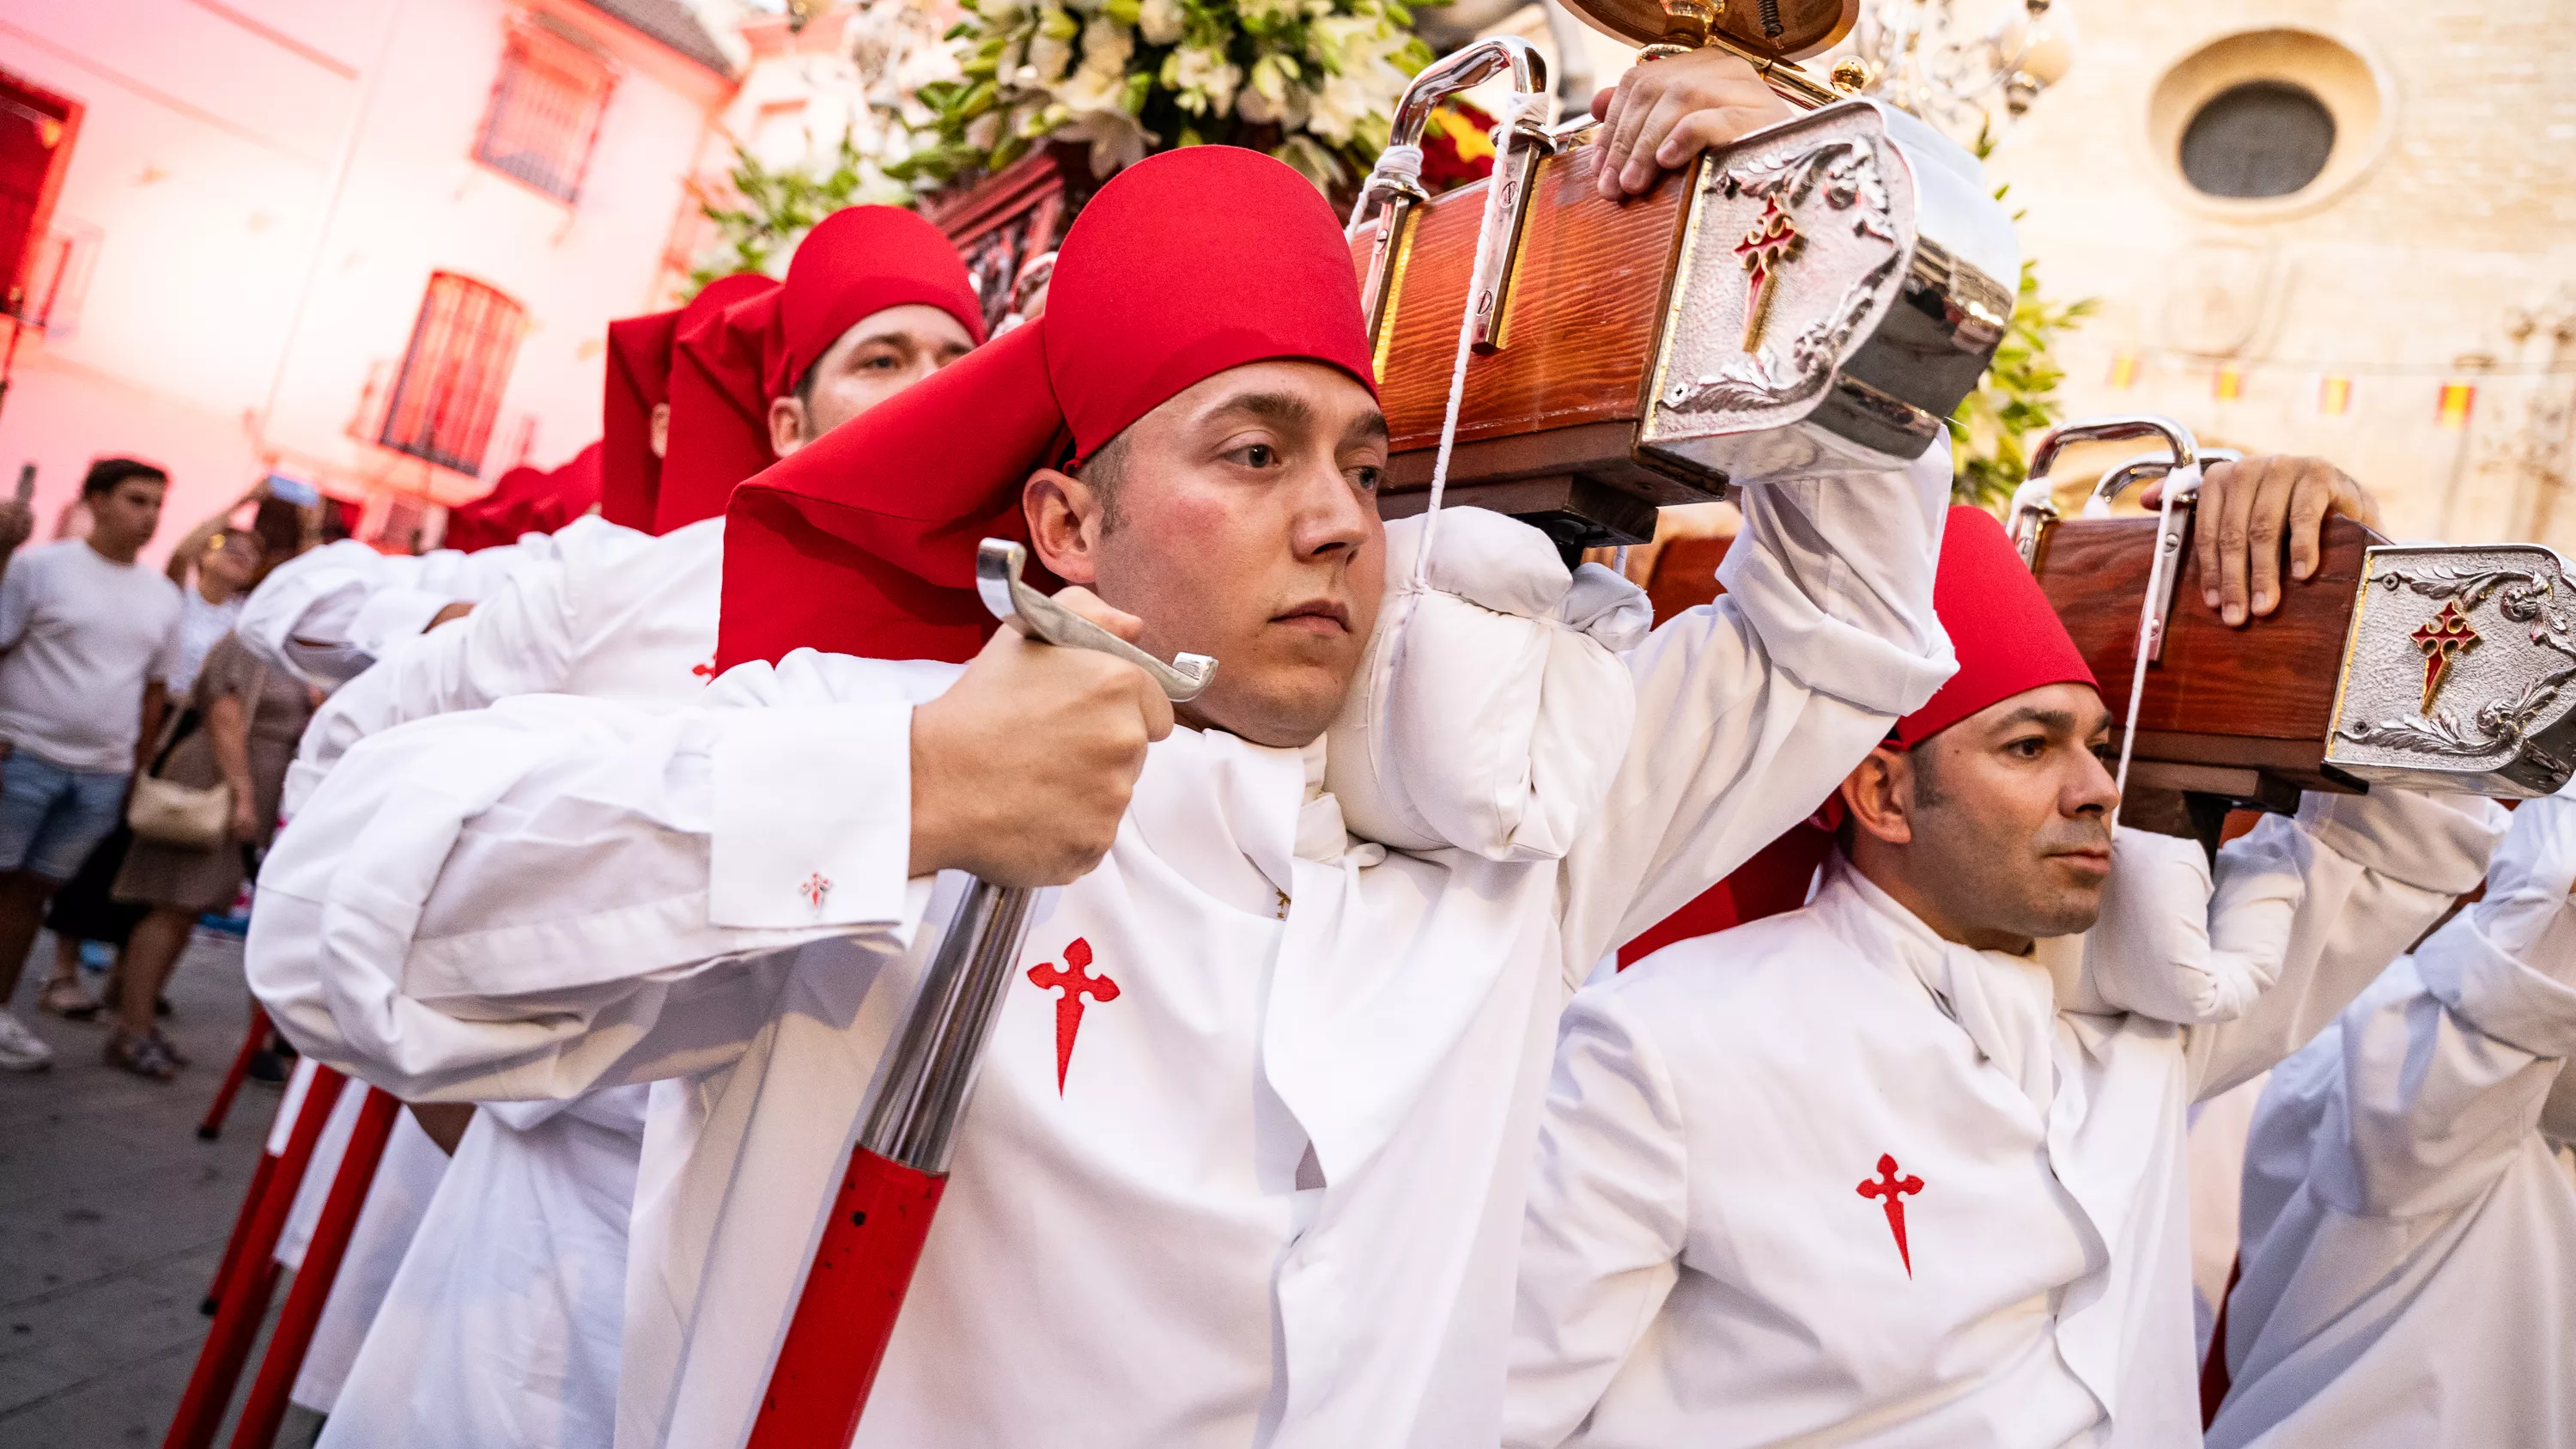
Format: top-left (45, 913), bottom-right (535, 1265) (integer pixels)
top-left (2178, 81), bottom-right (2336, 198)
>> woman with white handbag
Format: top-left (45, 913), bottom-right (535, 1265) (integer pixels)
top-left (109, 629), bottom-right (314, 1077)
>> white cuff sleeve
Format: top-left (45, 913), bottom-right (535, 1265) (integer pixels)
top-left (2297, 787), bottom-right (2506, 896)
top-left (2417, 911), bottom-right (2576, 1059)
top-left (710, 702), bottom-right (915, 929)
top-left (348, 586), bottom-right (453, 658)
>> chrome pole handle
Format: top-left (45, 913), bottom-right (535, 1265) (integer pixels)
top-left (859, 542), bottom-right (1218, 1173)
top-left (2026, 414), bottom-right (2200, 493)
top-left (976, 539), bottom-right (1214, 702)
top-left (2084, 447), bottom-right (2240, 517)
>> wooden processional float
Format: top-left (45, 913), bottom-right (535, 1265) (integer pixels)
top-left (1346, 0), bottom-right (2018, 552)
top-left (2017, 416), bottom-right (2576, 813)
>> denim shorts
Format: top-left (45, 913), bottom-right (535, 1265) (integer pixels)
top-left (0, 749), bottom-right (129, 881)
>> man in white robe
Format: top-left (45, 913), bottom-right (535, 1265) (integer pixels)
top-left (245, 139), bottom-right (1959, 1447)
top-left (1504, 502), bottom-right (2506, 1448)
top-left (2206, 782), bottom-right (2576, 1448)
top-left (236, 533), bottom-right (552, 689)
top-left (291, 210), bottom-right (991, 1449)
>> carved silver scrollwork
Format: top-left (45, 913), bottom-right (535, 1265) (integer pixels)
top-left (1633, 99), bottom-right (2014, 484)
top-left (2337, 562), bottom-right (2576, 759)
top-left (2326, 545), bottom-right (2576, 796)
top-left (1656, 137), bottom-right (1902, 417)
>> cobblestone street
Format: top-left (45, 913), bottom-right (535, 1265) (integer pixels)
top-left (0, 930), bottom-right (276, 1448)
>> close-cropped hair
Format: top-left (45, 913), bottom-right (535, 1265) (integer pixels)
top-left (82, 457), bottom-right (167, 499)
top-left (1074, 429), bottom-right (1133, 534)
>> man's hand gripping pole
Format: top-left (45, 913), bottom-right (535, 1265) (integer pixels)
top-left (746, 541), bottom-right (1212, 1449)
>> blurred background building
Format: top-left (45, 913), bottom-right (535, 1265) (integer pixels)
top-left (1980, 0), bottom-right (2576, 548)
top-left (0, 0), bottom-right (2566, 557)
top-left (0, 0), bottom-right (736, 552)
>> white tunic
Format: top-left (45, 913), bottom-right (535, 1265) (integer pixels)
top-left (317, 1088), bottom-right (650, 1449)
top-left (283, 516), bottom-right (724, 814)
top-left (239, 534), bottom-right (558, 689)
top-left (284, 1105), bottom-right (448, 1412)
top-left (2209, 787), bottom-right (2576, 1449)
top-left (1505, 790), bottom-right (2504, 1449)
top-left (248, 456), bottom-right (1959, 1449)
top-left (282, 514), bottom-right (725, 1443)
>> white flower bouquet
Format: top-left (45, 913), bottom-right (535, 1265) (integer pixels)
top-left (895, 0), bottom-right (1435, 193)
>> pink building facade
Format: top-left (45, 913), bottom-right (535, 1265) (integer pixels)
top-left (0, 0), bottom-right (736, 557)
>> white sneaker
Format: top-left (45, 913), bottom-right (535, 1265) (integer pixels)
top-left (0, 1008), bottom-right (53, 1070)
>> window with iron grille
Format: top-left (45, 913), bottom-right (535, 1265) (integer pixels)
top-left (475, 22), bottom-right (612, 204)
top-left (378, 273), bottom-right (525, 476)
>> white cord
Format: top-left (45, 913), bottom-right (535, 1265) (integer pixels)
top-left (1345, 145), bottom-right (1425, 238)
top-left (1415, 92), bottom-right (1552, 589)
top-left (2110, 464), bottom-right (2199, 820)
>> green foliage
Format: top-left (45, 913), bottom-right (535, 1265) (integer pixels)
top-left (899, 0), bottom-right (1431, 193)
top-left (688, 132), bottom-right (903, 295)
top-left (1947, 124), bottom-right (2094, 511)
top-left (1949, 259), bottom-right (2097, 511)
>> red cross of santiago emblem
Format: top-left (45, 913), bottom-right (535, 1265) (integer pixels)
top-left (2409, 600), bottom-right (2480, 715)
top-left (1026, 937), bottom-right (1119, 1093)
top-left (1733, 192), bottom-right (1803, 353)
top-left (799, 873), bottom-right (829, 910)
top-left (1856, 1153), bottom-right (1926, 1277)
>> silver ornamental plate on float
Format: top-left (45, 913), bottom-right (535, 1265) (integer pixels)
top-left (1638, 100), bottom-right (2016, 482)
top-left (2326, 544), bottom-right (2576, 796)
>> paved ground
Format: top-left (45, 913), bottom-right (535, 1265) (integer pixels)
top-left (0, 929), bottom-right (283, 1448)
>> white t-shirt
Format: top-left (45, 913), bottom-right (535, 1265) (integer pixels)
top-left (0, 539), bottom-right (183, 772)
top-left (168, 585), bottom-right (246, 695)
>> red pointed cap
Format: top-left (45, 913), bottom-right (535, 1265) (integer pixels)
top-left (443, 441), bottom-right (604, 552)
top-left (602, 272), bottom-right (776, 533)
top-left (776, 204), bottom-right (987, 399)
top-left (659, 210), bottom-right (986, 534)
top-left (715, 146), bottom-right (1374, 672)
top-left (1893, 505), bottom-right (2099, 747)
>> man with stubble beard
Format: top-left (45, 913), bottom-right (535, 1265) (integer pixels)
top-left (1506, 503), bottom-right (2509, 1449)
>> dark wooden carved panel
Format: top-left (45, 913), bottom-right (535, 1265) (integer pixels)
top-left (921, 143), bottom-right (1097, 334)
top-left (1635, 509), bottom-right (2382, 792)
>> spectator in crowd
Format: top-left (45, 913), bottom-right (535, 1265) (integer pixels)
top-left (0, 458), bottom-right (182, 1070)
top-left (105, 630), bottom-right (313, 1077)
top-left (33, 524), bottom-right (263, 1020)
top-left (165, 527), bottom-right (264, 697)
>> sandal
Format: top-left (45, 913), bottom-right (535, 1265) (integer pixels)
top-left (38, 978), bottom-right (99, 1021)
top-left (106, 1028), bottom-right (179, 1081)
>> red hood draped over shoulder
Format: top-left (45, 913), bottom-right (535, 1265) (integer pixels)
top-left (714, 146), bottom-right (1376, 673)
top-left (442, 442), bottom-right (604, 553)
top-left (601, 271), bottom-right (777, 533)
top-left (658, 207), bottom-right (987, 536)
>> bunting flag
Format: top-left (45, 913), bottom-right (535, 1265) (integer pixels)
top-left (2081, 348), bottom-right (2527, 435)
top-left (2438, 381), bottom-right (2477, 429)
top-left (2318, 374), bottom-right (2353, 417)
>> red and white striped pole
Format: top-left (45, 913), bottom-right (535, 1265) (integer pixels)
top-left (164, 1064), bottom-right (349, 1449)
top-left (224, 1086), bottom-right (399, 1449)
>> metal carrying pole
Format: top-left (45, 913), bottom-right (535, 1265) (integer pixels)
top-left (225, 1087), bottom-right (401, 1449)
top-left (198, 1005), bottom-right (273, 1142)
top-left (164, 1065), bottom-right (350, 1449)
top-left (744, 540), bottom-right (1213, 1448)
